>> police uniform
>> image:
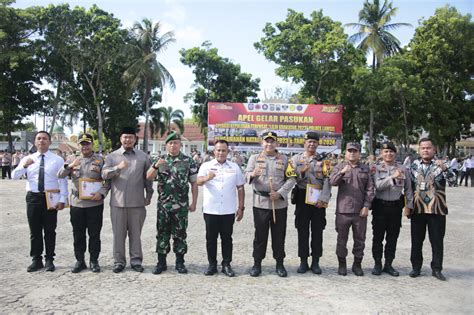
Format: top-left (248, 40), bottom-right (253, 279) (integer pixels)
top-left (57, 134), bottom-right (110, 273)
top-left (291, 131), bottom-right (332, 274)
top-left (153, 132), bottom-right (198, 274)
top-left (245, 131), bottom-right (296, 277)
top-left (371, 142), bottom-right (413, 276)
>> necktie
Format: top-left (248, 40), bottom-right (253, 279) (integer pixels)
top-left (38, 154), bottom-right (45, 192)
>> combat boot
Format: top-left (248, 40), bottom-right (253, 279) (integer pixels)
top-left (337, 257), bottom-right (347, 276)
top-left (275, 260), bottom-right (287, 277)
top-left (297, 258), bottom-right (309, 274)
top-left (383, 259), bottom-right (399, 277)
top-left (352, 257), bottom-right (364, 276)
top-left (175, 253), bottom-right (188, 274)
top-left (152, 254), bottom-right (167, 275)
top-left (372, 259), bottom-right (382, 276)
top-left (249, 260), bottom-right (262, 277)
top-left (311, 257), bottom-right (322, 274)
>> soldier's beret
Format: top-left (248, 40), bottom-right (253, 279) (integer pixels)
top-left (121, 127), bottom-right (136, 135)
top-left (165, 131), bottom-right (181, 144)
top-left (262, 131), bottom-right (278, 141)
top-left (382, 141), bottom-right (397, 152)
top-left (78, 133), bottom-right (93, 144)
top-left (304, 131), bottom-right (320, 141)
top-left (346, 142), bottom-right (361, 151)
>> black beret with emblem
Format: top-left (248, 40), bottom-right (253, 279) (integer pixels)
top-left (165, 131), bottom-right (181, 144)
top-left (78, 133), bottom-right (93, 144)
top-left (261, 131), bottom-right (278, 141)
top-left (381, 141), bottom-right (397, 153)
top-left (304, 131), bottom-right (320, 141)
top-left (121, 127), bottom-right (136, 135)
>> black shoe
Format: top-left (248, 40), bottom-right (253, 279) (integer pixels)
top-left (152, 263), bottom-right (167, 275)
top-left (131, 264), bottom-right (144, 272)
top-left (45, 260), bottom-right (55, 272)
top-left (409, 269), bottom-right (421, 278)
top-left (71, 261), bottom-right (87, 273)
top-left (338, 258), bottom-right (347, 276)
top-left (352, 262), bottom-right (364, 276)
top-left (249, 264), bottom-right (261, 277)
top-left (27, 260), bottom-right (44, 272)
top-left (90, 261), bottom-right (100, 273)
top-left (276, 263), bottom-right (287, 277)
top-left (383, 264), bottom-right (399, 277)
top-left (297, 260), bottom-right (309, 274)
top-left (204, 264), bottom-right (218, 276)
top-left (175, 262), bottom-right (188, 274)
top-left (432, 270), bottom-right (446, 281)
top-left (372, 263), bottom-right (382, 276)
top-left (113, 264), bottom-right (125, 273)
top-left (311, 261), bottom-right (322, 275)
top-left (221, 265), bottom-right (235, 277)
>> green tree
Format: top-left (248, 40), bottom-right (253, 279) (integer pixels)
top-left (408, 6), bottom-right (474, 155)
top-left (180, 41), bottom-right (260, 132)
top-left (149, 106), bottom-right (184, 138)
top-left (0, 2), bottom-right (45, 150)
top-left (123, 18), bottom-right (175, 152)
top-left (346, 0), bottom-right (412, 154)
top-left (255, 9), bottom-right (365, 104)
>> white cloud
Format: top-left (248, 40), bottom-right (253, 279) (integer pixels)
top-left (175, 26), bottom-right (203, 45)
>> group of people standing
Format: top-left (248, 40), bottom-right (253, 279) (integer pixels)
top-left (12, 129), bottom-right (456, 282)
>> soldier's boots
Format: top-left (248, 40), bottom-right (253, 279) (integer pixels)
top-left (71, 260), bottom-right (87, 273)
top-left (372, 260), bottom-right (383, 276)
top-left (90, 260), bottom-right (100, 273)
top-left (352, 257), bottom-right (364, 276)
top-left (383, 260), bottom-right (399, 277)
top-left (249, 260), bottom-right (262, 277)
top-left (337, 257), bottom-right (347, 276)
top-left (275, 260), bottom-right (287, 277)
top-left (152, 254), bottom-right (167, 275)
top-left (175, 254), bottom-right (188, 274)
top-left (297, 258), bottom-right (309, 274)
top-left (311, 257), bottom-right (322, 274)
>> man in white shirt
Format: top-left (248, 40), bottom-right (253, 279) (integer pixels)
top-left (12, 131), bottom-right (68, 272)
top-left (197, 140), bottom-right (245, 277)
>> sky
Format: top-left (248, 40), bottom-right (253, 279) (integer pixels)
top-left (14, 0), bottom-right (473, 132)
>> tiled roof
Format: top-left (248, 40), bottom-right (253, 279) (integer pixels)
top-left (137, 122), bottom-right (205, 141)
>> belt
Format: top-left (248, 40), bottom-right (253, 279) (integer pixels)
top-left (27, 191), bottom-right (45, 195)
top-left (374, 198), bottom-right (401, 206)
top-left (253, 190), bottom-right (270, 197)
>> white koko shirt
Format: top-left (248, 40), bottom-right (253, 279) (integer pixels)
top-left (198, 159), bottom-right (245, 215)
top-left (12, 151), bottom-right (68, 203)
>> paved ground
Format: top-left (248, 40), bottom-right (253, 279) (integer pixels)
top-left (0, 179), bottom-right (473, 314)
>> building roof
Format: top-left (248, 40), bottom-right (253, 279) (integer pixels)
top-left (137, 122), bottom-right (205, 141)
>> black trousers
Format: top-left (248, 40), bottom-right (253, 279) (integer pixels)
top-left (252, 207), bottom-right (287, 262)
top-left (410, 213), bottom-right (446, 271)
top-left (26, 192), bottom-right (57, 261)
top-left (371, 198), bottom-right (403, 262)
top-left (203, 213), bottom-right (235, 265)
top-left (295, 188), bottom-right (326, 259)
top-left (70, 205), bottom-right (104, 262)
top-left (2, 165), bottom-right (11, 179)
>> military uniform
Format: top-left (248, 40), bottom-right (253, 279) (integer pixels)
top-left (58, 140), bottom-right (110, 271)
top-left (245, 132), bottom-right (296, 277)
top-left (371, 146), bottom-right (413, 275)
top-left (155, 152), bottom-right (198, 256)
top-left (291, 152), bottom-right (331, 272)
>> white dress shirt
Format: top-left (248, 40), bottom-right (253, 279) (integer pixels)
top-left (198, 159), bottom-right (245, 215)
top-left (12, 151), bottom-right (68, 203)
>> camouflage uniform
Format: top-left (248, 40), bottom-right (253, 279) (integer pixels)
top-left (155, 152), bottom-right (198, 255)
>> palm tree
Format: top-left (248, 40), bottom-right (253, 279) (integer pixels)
top-left (149, 106), bottom-right (184, 139)
top-left (123, 18), bottom-right (176, 152)
top-left (346, 0), bottom-right (411, 154)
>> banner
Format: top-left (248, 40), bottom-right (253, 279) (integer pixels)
top-left (208, 102), bottom-right (343, 154)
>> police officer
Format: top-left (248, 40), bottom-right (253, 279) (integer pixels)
top-left (291, 131), bottom-right (331, 274)
top-left (245, 131), bottom-right (296, 277)
top-left (371, 141), bottom-right (413, 277)
top-left (147, 132), bottom-right (198, 275)
top-left (58, 134), bottom-right (110, 273)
